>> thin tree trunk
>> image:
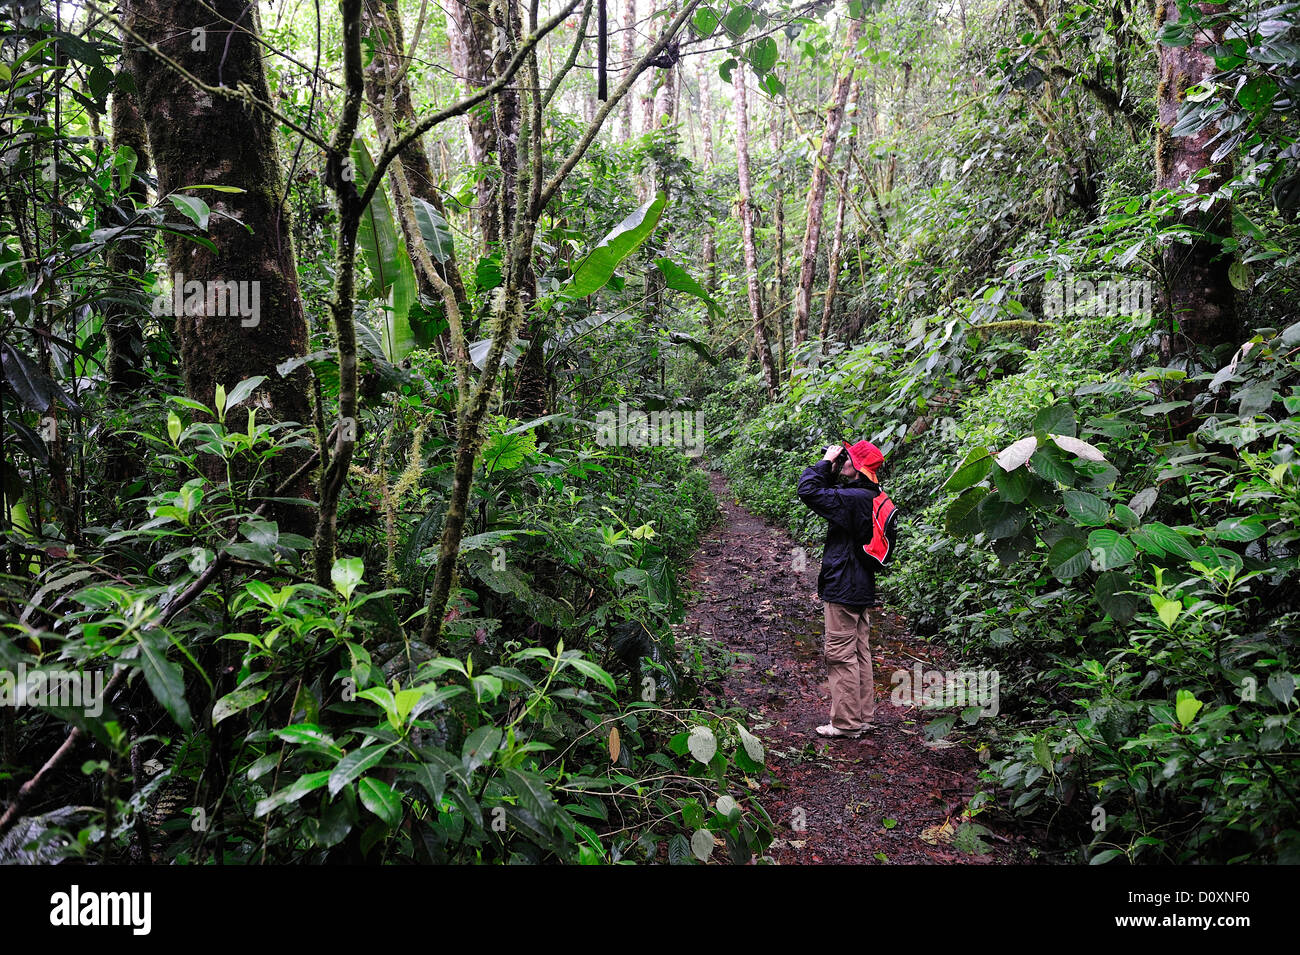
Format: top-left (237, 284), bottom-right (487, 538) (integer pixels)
top-left (1155, 0), bottom-right (1236, 349)
top-left (620, 0), bottom-right (637, 141)
top-left (820, 79), bottom-right (861, 341)
top-left (793, 16), bottom-right (861, 353)
top-left (697, 59), bottom-right (717, 292)
top-left (734, 64), bottom-right (778, 398)
top-left (771, 93), bottom-right (787, 375)
top-left (104, 72), bottom-right (150, 397)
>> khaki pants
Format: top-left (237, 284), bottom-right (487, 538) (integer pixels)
top-left (823, 602), bottom-right (876, 729)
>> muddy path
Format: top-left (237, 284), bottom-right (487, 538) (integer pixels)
top-left (681, 471), bottom-right (1031, 864)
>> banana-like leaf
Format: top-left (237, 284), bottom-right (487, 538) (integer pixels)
top-left (566, 191), bottom-right (667, 298)
top-left (352, 139), bottom-right (417, 361)
top-left (654, 257), bottom-right (723, 317)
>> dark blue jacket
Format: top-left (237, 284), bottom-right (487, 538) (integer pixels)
top-left (797, 460), bottom-right (879, 607)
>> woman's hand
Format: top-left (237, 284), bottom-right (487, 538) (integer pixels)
top-left (823, 444), bottom-right (844, 462)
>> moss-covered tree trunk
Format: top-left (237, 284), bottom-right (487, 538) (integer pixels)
top-left (449, 0), bottom-right (500, 248)
top-left (362, 0), bottom-right (469, 327)
top-left (1155, 0), bottom-right (1236, 350)
top-left (125, 0), bottom-right (312, 511)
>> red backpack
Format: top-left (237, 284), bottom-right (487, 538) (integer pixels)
top-left (860, 491), bottom-right (899, 571)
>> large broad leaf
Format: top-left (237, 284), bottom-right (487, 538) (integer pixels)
top-left (654, 257), bottom-right (722, 317)
top-left (1095, 571), bottom-right (1138, 623)
top-left (1087, 528), bottom-right (1136, 570)
top-left (136, 628), bottom-right (192, 732)
top-left (1030, 441), bottom-right (1076, 486)
top-left (977, 494), bottom-right (1027, 540)
top-left (481, 429), bottom-right (537, 473)
top-left (942, 448), bottom-right (993, 493)
top-left (1130, 522), bottom-right (1199, 561)
top-left (993, 464), bottom-right (1033, 504)
top-left (413, 197), bottom-right (454, 264)
top-left (352, 139), bottom-right (418, 361)
top-left (352, 139), bottom-right (403, 295)
top-left (1047, 537), bottom-right (1090, 581)
top-left (1033, 404), bottom-right (1076, 437)
top-left (996, 436), bottom-right (1038, 472)
top-left (1063, 489), bottom-right (1109, 526)
top-left (945, 486), bottom-right (988, 536)
top-left (566, 191), bottom-right (667, 298)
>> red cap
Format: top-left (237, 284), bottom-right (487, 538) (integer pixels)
top-left (843, 440), bottom-right (884, 474)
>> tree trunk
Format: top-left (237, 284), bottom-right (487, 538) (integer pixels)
top-left (793, 16), bottom-right (860, 353)
top-left (102, 50), bottom-right (153, 483)
top-left (620, 0), bottom-right (638, 141)
top-left (450, 0), bottom-right (500, 248)
top-left (734, 64), bottom-right (778, 398)
top-left (125, 0), bottom-right (313, 518)
top-left (697, 59), bottom-right (717, 293)
top-left (820, 79), bottom-right (861, 341)
top-left (104, 72), bottom-right (150, 397)
top-left (771, 94), bottom-right (787, 375)
top-left (1155, 0), bottom-right (1236, 350)
top-left (362, 0), bottom-right (469, 326)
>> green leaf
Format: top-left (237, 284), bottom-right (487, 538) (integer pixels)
top-left (463, 724), bottom-right (503, 774)
top-left (977, 494), bottom-right (1027, 540)
top-left (654, 257), bottom-right (723, 317)
top-left (481, 429), bottom-right (537, 473)
top-left (359, 777), bottom-right (403, 827)
top-left (748, 36), bottom-right (778, 73)
top-left (413, 196), bottom-right (454, 263)
top-left (723, 6), bottom-right (753, 38)
top-left (254, 770), bottom-right (331, 817)
top-left (1212, 517), bottom-right (1266, 542)
top-left (1175, 689), bottom-right (1202, 729)
top-left (1087, 529), bottom-right (1136, 570)
top-left (1047, 537), bottom-right (1090, 581)
top-left (1094, 570), bottom-right (1138, 622)
top-left (329, 744), bottom-right (393, 797)
top-left (942, 448), bottom-right (992, 493)
top-left (945, 486), bottom-right (988, 536)
top-left (503, 767), bottom-right (560, 827)
top-left (224, 375), bottom-right (266, 411)
top-left (136, 629), bottom-right (192, 732)
top-left (1033, 404), bottom-right (1076, 437)
top-left (1063, 489), bottom-right (1109, 526)
top-left (331, 557), bottom-right (364, 598)
top-left (993, 464), bottom-right (1033, 504)
top-left (1151, 593), bottom-right (1182, 629)
top-left (691, 6), bottom-right (720, 36)
top-left (564, 655), bottom-right (616, 692)
top-left (352, 139), bottom-right (402, 293)
top-left (212, 684), bottom-right (269, 725)
top-left (1030, 441), bottom-right (1077, 486)
top-left (1130, 522), bottom-right (1199, 561)
top-left (169, 193), bottom-right (210, 230)
top-left (566, 191), bottom-right (667, 298)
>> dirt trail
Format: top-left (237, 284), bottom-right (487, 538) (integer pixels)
top-left (682, 471), bottom-right (1027, 864)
